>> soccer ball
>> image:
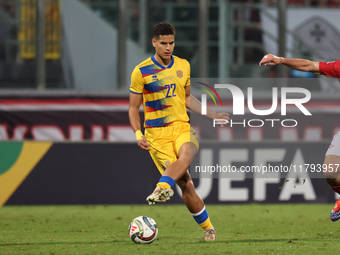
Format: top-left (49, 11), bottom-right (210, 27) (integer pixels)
top-left (129, 216), bottom-right (158, 244)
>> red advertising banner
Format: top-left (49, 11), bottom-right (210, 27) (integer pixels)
top-left (0, 95), bottom-right (339, 142)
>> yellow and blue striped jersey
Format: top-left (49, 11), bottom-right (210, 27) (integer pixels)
top-left (130, 55), bottom-right (190, 128)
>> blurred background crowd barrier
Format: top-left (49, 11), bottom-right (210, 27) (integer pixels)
top-left (0, 0), bottom-right (339, 89)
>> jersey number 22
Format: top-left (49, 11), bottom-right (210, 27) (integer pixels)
top-left (165, 84), bottom-right (176, 98)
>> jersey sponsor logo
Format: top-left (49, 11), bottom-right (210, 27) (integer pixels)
top-left (152, 75), bottom-right (158, 82)
top-left (176, 70), bottom-right (183, 78)
top-left (164, 76), bottom-right (174, 80)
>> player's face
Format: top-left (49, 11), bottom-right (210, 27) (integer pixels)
top-left (152, 35), bottom-right (175, 60)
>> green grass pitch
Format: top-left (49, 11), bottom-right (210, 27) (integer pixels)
top-left (0, 204), bottom-right (339, 254)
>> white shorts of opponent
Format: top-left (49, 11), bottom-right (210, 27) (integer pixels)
top-left (326, 131), bottom-right (340, 156)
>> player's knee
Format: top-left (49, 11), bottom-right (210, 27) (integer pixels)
top-left (325, 177), bottom-right (338, 187)
top-left (323, 162), bottom-right (338, 182)
top-left (190, 142), bottom-right (198, 157)
top-left (178, 151), bottom-right (191, 166)
top-left (323, 156), bottom-right (340, 180)
top-left (324, 169), bottom-right (338, 179)
top-left (323, 162), bottom-right (339, 186)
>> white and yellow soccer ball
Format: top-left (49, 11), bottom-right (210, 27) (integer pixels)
top-left (129, 216), bottom-right (158, 244)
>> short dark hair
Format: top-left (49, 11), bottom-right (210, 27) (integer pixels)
top-left (153, 22), bottom-right (175, 39)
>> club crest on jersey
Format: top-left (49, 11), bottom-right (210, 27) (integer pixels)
top-left (176, 70), bottom-right (183, 78)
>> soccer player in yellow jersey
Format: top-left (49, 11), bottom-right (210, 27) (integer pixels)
top-left (129, 22), bottom-right (229, 241)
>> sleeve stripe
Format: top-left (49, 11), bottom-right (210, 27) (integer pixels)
top-left (130, 90), bottom-right (143, 95)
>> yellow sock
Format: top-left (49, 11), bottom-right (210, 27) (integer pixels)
top-left (156, 176), bottom-right (175, 190)
top-left (156, 182), bottom-right (171, 190)
top-left (199, 217), bottom-right (213, 231)
top-left (192, 206), bottom-right (213, 231)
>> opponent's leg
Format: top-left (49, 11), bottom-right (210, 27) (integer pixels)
top-left (177, 171), bottom-right (216, 241)
top-left (324, 155), bottom-right (340, 221)
top-left (324, 132), bottom-right (340, 221)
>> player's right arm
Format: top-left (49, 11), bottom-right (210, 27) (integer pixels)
top-left (129, 66), bottom-right (150, 151)
top-left (129, 93), bottom-right (150, 151)
top-left (259, 53), bottom-right (321, 74)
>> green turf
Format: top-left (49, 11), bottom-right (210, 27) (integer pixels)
top-left (0, 204), bottom-right (339, 254)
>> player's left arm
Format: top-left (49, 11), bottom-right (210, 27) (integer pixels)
top-left (259, 54), bottom-right (321, 74)
top-left (185, 86), bottom-right (230, 122)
